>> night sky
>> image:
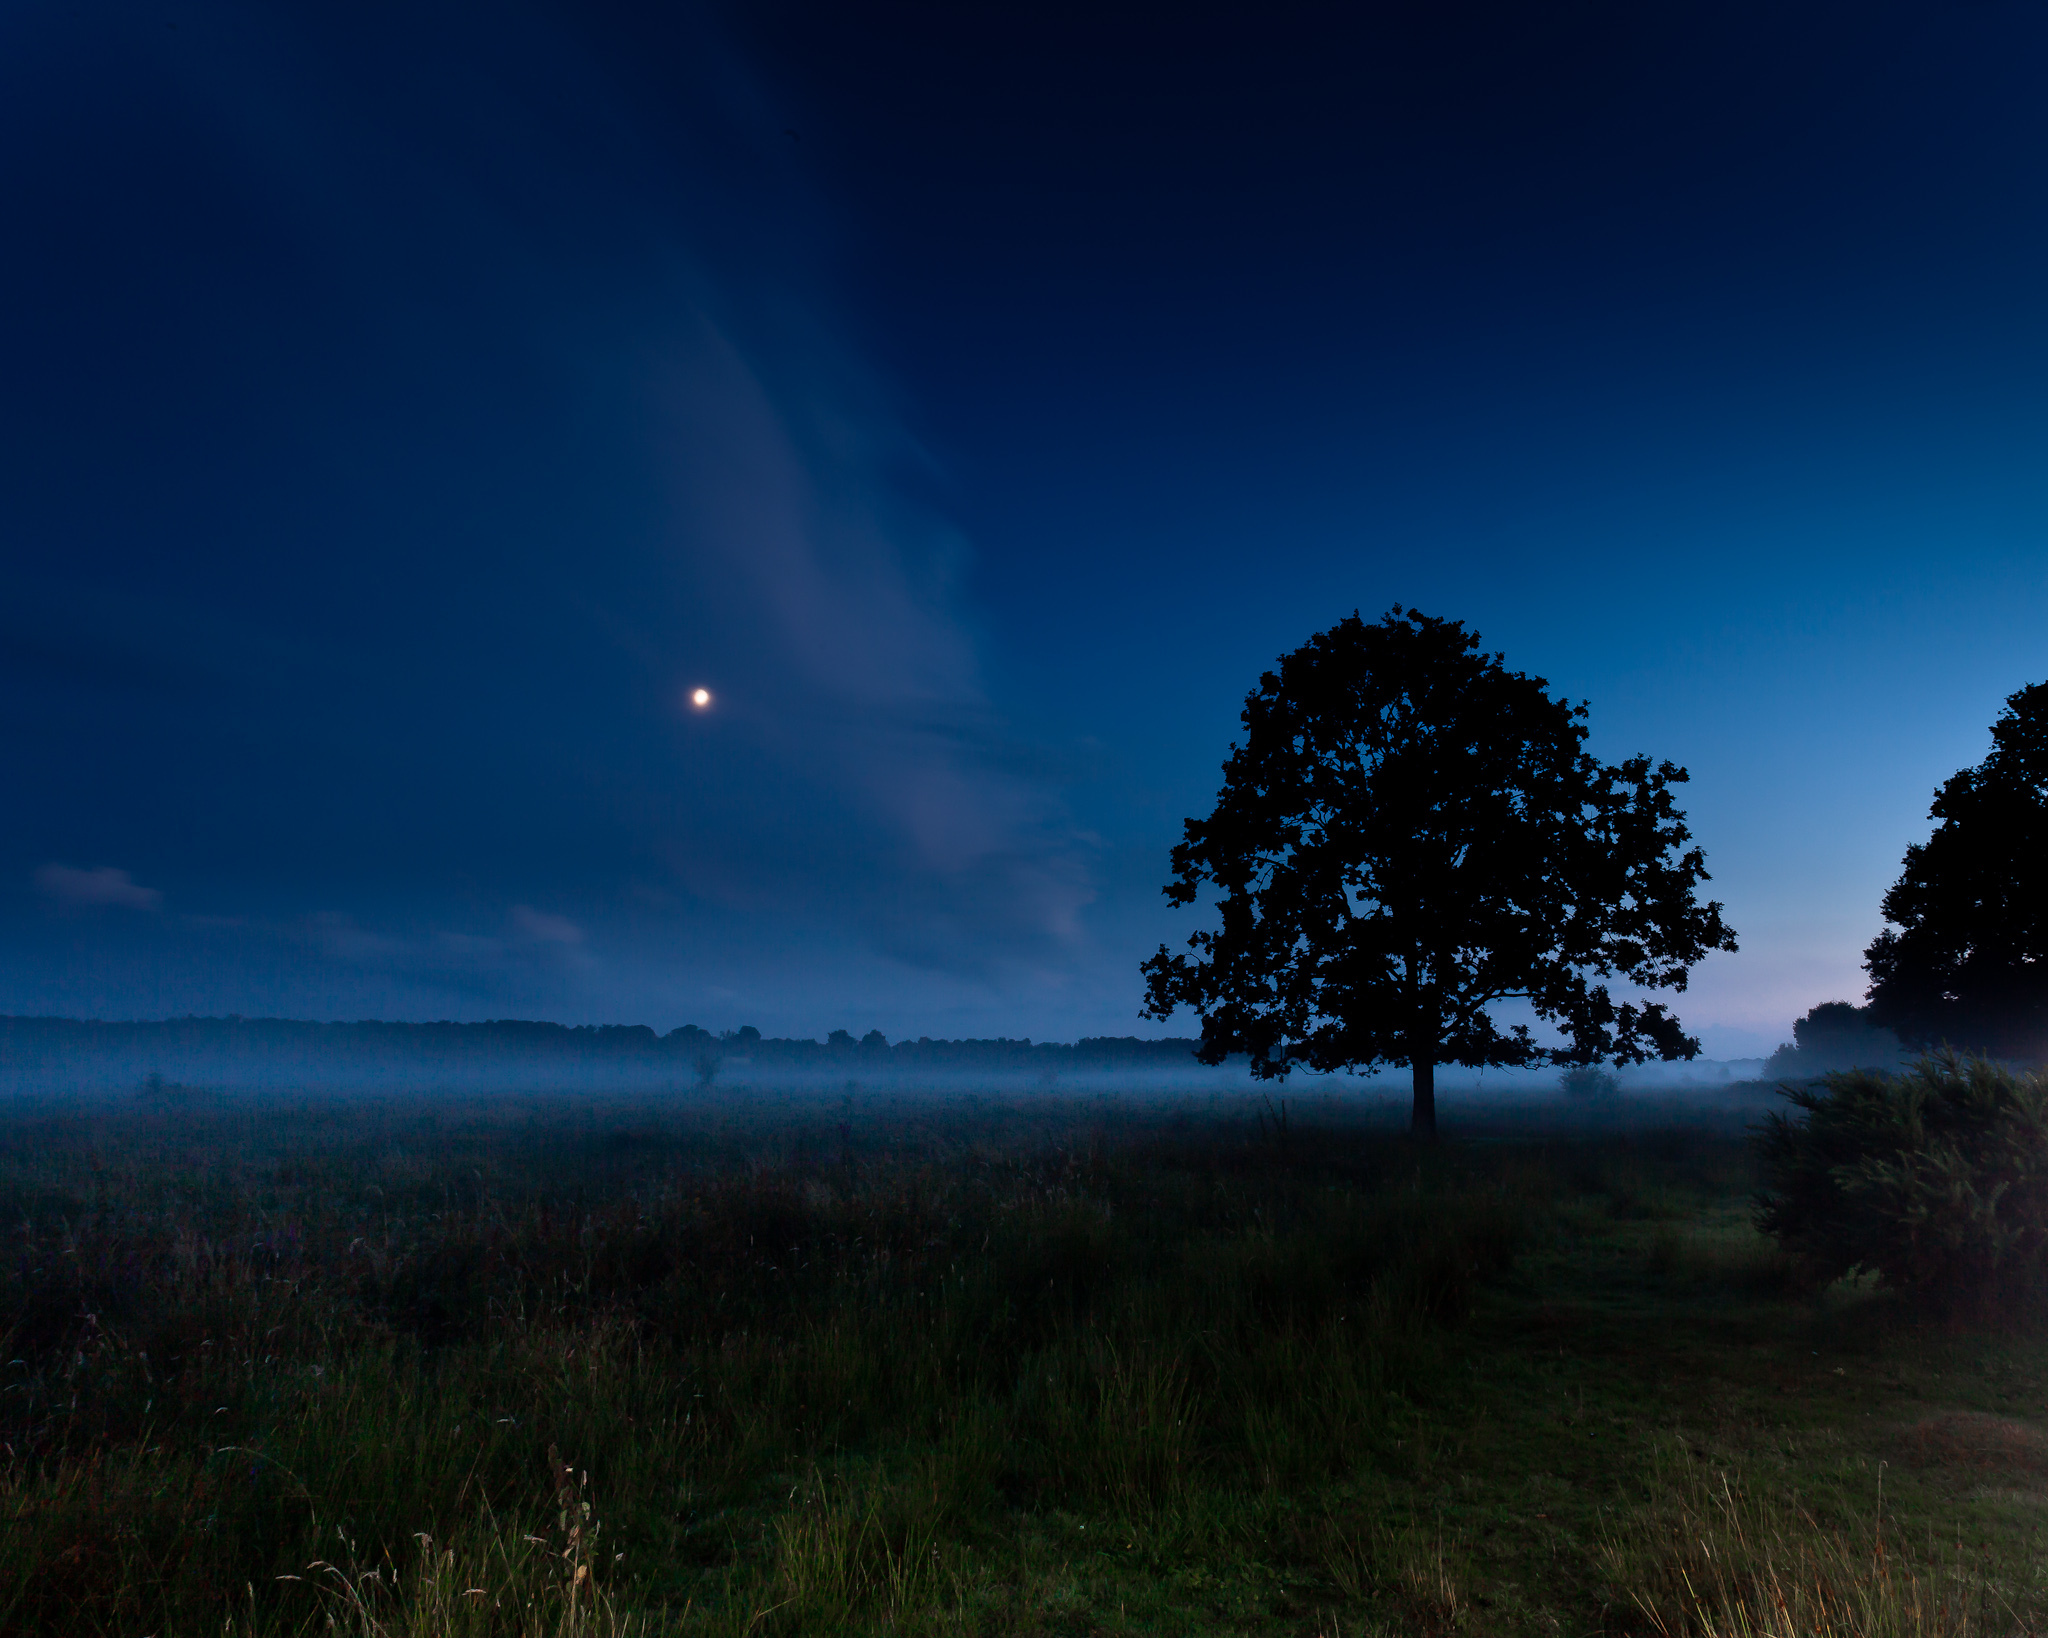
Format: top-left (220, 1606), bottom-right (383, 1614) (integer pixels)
top-left (8, 0), bottom-right (2048, 1053)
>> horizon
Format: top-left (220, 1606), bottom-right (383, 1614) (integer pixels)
top-left (0, 1010), bottom-right (1772, 1102)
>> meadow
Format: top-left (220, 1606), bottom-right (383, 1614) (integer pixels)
top-left (4, 1083), bottom-right (2045, 1636)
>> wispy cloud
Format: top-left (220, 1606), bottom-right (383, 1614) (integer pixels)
top-left (34, 864), bottom-right (163, 911)
top-left (509, 905), bottom-right (584, 945)
top-left (0, 2), bottom-right (1106, 1029)
top-left (647, 314), bottom-right (1097, 977)
top-left (301, 909), bottom-right (595, 1000)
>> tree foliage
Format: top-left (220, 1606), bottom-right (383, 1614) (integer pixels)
top-left (1761, 1000), bottom-right (1901, 1081)
top-left (1755, 1055), bottom-right (2048, 1308)
top-left (1141, 607), bottom-right (1735, 1135)
top-left (1866, 681), bottom-right (2048, 1058)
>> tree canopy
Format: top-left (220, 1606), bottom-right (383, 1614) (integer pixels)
top-left (1866, 681), bottom-right (2048, 1059)
top-left (1761, 1001), bottom-right (1901, 1081)
top-left (1140, 608), bottom-right (1736, 1136)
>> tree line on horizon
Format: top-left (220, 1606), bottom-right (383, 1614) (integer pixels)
top-left (0, 1015), bottom-right (1211, 1079)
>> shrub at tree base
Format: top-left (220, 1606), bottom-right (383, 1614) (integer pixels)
top-left (1755, 1055), bottom-right (2048, 1311)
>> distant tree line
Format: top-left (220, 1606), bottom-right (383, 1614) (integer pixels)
top-left (0, 1015), bottom-right (1211, 1085)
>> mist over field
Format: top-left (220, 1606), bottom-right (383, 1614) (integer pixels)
top-left (0, 1014), bottom-right (1767, 1108)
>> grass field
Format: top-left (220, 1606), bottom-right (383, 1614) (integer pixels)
top-left (4, 1084), bottom-right (2046, 1636)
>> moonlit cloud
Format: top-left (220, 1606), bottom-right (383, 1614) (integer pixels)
top-left (649, 312), bottom-right (1096, 975)
top-left (0, 1), bottom-right (1105, 1030)
top-left (34, 865), bottom-right (163, 911)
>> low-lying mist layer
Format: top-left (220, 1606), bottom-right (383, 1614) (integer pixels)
top-left (0, 1015), bottom-right (1769, 1097)
top-left (0, 1018), bottom-right (1209, 1095)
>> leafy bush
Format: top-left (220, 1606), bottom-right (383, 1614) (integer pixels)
top-left (1754, 1055), bottom-right (2048, 1308)
top-left (1561, 1065), bottom-right (1622, 1101)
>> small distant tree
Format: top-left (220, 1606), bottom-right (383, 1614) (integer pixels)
top-left (666, 1023), bottom-right (723, 1090)
top-left (1141, 608), bottom-right (1736, 1137)
top-left (1866, 681), bottom-right (2048, 1059)
top-left (1560, 1066), bottom-right (1621, 1102)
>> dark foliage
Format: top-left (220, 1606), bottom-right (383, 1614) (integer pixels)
top-left (1866, 680), bottom-right (2048, 1058)
top-left (1754, 1055), bottom-right (2048, 1308)
top-left (1141, 607), bottom-right (1735, 1136)
top-left (1762, 1000), bottom-right (1902, 1081)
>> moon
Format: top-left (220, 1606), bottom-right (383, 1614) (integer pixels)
top-left (691, 687), bottom-right (712, 709)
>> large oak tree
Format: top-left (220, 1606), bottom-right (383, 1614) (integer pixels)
top-left (1141, 608), bottom-right (1736, 1136)
top-left (1866, 681), bottom-right (2048, 1059)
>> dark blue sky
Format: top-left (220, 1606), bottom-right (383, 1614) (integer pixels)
top-left (7, 0), bottom-right (2048, 1052)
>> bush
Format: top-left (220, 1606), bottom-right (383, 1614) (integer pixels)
top-left (1561, 1065), bottom-right (1622, 1101)
top-left (1754, 1055), bottom-right (2048, 1308)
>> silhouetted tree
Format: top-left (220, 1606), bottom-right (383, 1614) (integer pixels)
top-left (1763, 1000), bottom-right (1900, 1080)
top-left (1141, 608), bottom-right (1736, 1137)
top-left (1867, 682), bottom-right (2048, 1059)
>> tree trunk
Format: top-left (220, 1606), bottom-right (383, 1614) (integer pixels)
top-left (1411, 1055), bottom-right (1437, 1140)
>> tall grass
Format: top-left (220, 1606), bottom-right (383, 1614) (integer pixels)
top-left (268, 1487), bottom-right (642, 1638)
top-left (0, 1091), bottom-right (1532, 1635)
top-left (1603, 1456), bottom-right (2008, 1638)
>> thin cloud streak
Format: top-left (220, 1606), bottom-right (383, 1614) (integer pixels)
top-left (34, 865), bottom-right (163, 911)
top-left (648, 311), bottom-right (1096, 976)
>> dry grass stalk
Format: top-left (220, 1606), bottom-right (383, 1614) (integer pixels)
top-left (1606, 1466), bottom-right (2007, 1638)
